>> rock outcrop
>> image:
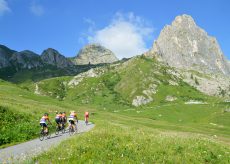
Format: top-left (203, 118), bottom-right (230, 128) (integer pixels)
top-left (146, 14), bottom-right (230, 75)
top-left (75, 44), bottom-right (118, 65)
top-left (68, 67), bottom-right (105, 87)
top-left (41, 48), bottom-right (74, 68)
top-left (10, 50), bottom-right (43, 70)
top-left (0, 45), bottom-right (16, 68)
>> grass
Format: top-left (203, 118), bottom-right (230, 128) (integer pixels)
top-left (1, 79), bottom-right (230, 163)
top-left (0, 80), bottom-right (81, 147)
top-left (32, 111), bottom-right (230, 163)
top-left (0, 106), bottom-right (38, 147)
top-left (0, 56), bottom-right (230, 163)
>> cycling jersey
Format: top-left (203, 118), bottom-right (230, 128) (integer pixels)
top-left (69, 113), bottom-right (77, 121)
top-left (62, 113), bottom-right (66, 118)
top-left (55, 114), bottom-right (62, 119)
top-left (85, 112), bottom-right (89, 117)
top-left (40, 116), bottom-right (49, 123)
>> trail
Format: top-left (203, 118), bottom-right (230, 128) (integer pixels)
top-left (0, 120), bottom-right (94, 163)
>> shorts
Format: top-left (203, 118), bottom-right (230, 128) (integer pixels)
top-left (40, 123), bottom-right (47, 127)
top-left (69, 120), bottom-right (75, 125)
top-left (55, 118), bottom-right (61, 124)
top-left (62, 117), bottom-right (67, 123)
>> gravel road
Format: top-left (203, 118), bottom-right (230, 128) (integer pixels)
top-left (0, 120), bottom-right (94, 163)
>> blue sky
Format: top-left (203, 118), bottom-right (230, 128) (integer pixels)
top-left (0, 0), bottom-right (229, 59)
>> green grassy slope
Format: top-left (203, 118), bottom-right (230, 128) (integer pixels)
top-left (34, 56), bottom-right (229, 137)
top-left (1, 56), bottom-right (230, 163)
top-left (37, 56), bottom-right (219, 107)
top-left (33, 110), bottom-right (230, 163)
top-left (0, 80), bottom-right (78, 147)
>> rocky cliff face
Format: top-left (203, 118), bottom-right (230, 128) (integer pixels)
top-left (75, 44), bottom-right (118, 65)
top-left (0, 45), bottom-right (16, 68)
top-left (41, 48), bottom-right (74, 68)
top-left (146, 14), bottom-right (230, 75)
top-left (10, 50), bottom-right (43, 70)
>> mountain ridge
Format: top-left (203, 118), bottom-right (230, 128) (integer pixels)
top-left (0, 44), bottom-right (119, 73)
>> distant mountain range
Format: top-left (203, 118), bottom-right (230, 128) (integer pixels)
top-left (0, 44), bottom-right (118, 70)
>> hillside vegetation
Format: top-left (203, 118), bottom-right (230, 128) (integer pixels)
top-left (33, 57), bottom-right (230, 136)
top-left (0, 57), bottom-right (229, 163)
top-left (37, 56), bottom-right (218, 107)
top-left (0, 80), bottom-right (78, 147)
top-left (33, 111), bottom-right (230, 163)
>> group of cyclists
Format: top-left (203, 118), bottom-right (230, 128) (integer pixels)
top-left (39, 111), bottom-right (89, 134)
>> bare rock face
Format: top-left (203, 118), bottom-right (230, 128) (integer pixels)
top-left (68, 67), bottom-right (105, 87)
top-left (0, 45), bottom-right (16, 68)
top-left (146, 14), bottom-right (230, 75)
top-left (165, 95), bottom-right (177, 102)
top-left (132, 96), bottom-right (152, 107)
top-left (10, 50), bottom-right (43, 70)
top-left (75, 44), bottom-right (118, 65)
top-left (41, 48), bottom-right (74, 68)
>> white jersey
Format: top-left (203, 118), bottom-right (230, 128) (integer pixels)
top-left (40, 116), bottom-right (48, 123)
top-left (68, 114), bottom-right (76, 121)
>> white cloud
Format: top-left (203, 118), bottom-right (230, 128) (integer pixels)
top-left (30, 2), bottom-right (44, 16)
top-left (87, 12), bottom-right (154, 59)
top-left (0, 0), bottom-right (10, 16)
top-left (78, 18), bottom-right (96, 45)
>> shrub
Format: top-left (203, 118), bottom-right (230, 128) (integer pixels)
top-left (0, 106), bottom-right (39, 146)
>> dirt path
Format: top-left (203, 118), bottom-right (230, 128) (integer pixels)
top-left (0, 120), bottom-right (94, 163)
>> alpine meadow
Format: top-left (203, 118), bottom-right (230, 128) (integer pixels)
top-left (0, 1), bottom-right (230, 163)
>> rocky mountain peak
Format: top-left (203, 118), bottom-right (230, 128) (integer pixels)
top-left (41, 48), bottom-right (74, 68)
top-left (145, 14), bottom-right (230, 75)
top-left (172, 14), bottom-right (196, 28)
top-left (75, 44), bottom-right (118, 65)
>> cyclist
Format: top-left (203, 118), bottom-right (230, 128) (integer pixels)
top-left (61, 112), bottom-right (67, 128)
top-left (84, 111), bottom-right (89, 125)
top-left (40, 113), bottom-right (52, 133)
top-left (68, 111), bottom-right (77, 131)
top-left (74, 111), bottom-right (79, 123)
top-left (55, 111), bottom-right (62, 130)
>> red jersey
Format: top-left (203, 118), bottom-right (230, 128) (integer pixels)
top-left (85, 112), bottom-right (89, 117)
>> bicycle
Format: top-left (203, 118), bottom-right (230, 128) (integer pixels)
top-left (39, 126), bottom-right (51, 141)
top-left (55, 123), bottom-right (65, 135)
top-left (85, 117), bottom-right (89, 125)
top-left (61, 122), bottom-right (66, 134)
top-left (68, 123), bottom-right (77, 136)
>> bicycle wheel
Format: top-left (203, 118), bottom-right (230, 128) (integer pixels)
top-left (39, 130), bottom-right (44, 141)
top-left (55, 127), bottom-right (59, 135)
top-left (69, 126), bottom-right (74, 136)
top-left (46, 131), bottom-right (51, 139)
top-left (62, 125), bottom-right (65, 134)
top-left (85, 119), bottom-right (88, 125)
